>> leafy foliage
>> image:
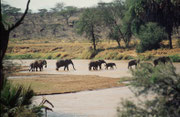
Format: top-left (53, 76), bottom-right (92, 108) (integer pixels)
top-left (0, 81), bottom-right (43, 117)
top-left (125, 0), bottom-right (180, 49)
top-left (76, 8), bottom-right (102, 50)
top-left (169, 54), bottom-right (180, 62)
top-left (98, 1), bottom-right (125, 47)
top-left (136, 22), bottom-right (167, 53)
top-left (117, 63), bottom-right (180, 117)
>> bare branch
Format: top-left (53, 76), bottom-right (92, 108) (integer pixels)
top-left (8, 0), bottom-right (31, 31)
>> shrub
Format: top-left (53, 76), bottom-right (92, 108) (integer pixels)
top-left (117, 63), bottom-right (180, 117)
top-left (0, 81), bottom-right (43, 117)
top-left (104, 52), bottom-right (119, 59)
top-left (169, 54), bottom-right (180, 62)
top-left (122, 54), bottom-right (134, 60)
top-left (81, 47), bottom-right (98, 59)
top-left (136, 22), bottom-right (167, 53)
top-left (115, 54), bottom-right (124, 60)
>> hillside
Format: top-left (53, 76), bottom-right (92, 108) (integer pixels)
top-left (10, 11), bottom-right (84, 42)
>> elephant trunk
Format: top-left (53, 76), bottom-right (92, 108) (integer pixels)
top-left (71, 63), bottom-right (76, 70)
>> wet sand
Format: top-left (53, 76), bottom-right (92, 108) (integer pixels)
top-left (34, 86), bottom-right (139, 117)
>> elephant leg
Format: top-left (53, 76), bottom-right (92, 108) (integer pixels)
top-left (56, 67), bottom-right (59, 71)
top-left (64, 65), bottom-right (67, 71)
top-left (67, 66), bottom-right (69, 71)
top-left (39, 67), bottom-right (42, 71)
top-left (99, 65), bottom-right (102, 70)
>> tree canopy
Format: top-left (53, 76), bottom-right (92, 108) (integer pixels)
top-left (125, 0), bottom-right (180, 49)
top-left (76, 8), bottom-right (102, 50)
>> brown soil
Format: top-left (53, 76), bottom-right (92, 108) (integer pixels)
top-left (9, 74), bottom-right (124, 95)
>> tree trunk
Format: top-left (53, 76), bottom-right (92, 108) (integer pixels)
top-left (91, 25), bottom-right (96, 51)
top-left (0, 0), bottom-right (31, 90)
top-left (168, 33), bottom-right (173, 49)
top-left (116, 39), bottom-right (121, 48)
top-left (0, 26), bottom-right (10, 90)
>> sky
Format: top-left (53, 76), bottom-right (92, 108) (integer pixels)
top-left (2, 0), bottom-right (114, 12)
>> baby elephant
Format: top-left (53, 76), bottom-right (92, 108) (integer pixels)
top-left (128, 59), bottom-right (140, 69)
top-left (105, 63), bottom-right (117, 70)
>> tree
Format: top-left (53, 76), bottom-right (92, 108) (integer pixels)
top-left (1, 4), bottom-right (21, 15)
top-left (126, 0), bottom-right (180, 49)
top-left (50, 2), bottom-right (64, 13)
top-left (60, 6), bottom-right (77, 25)
top-left (117, 63), bottom-right (180, 117)
top-left (38, 8), bottom-right (48, 17)
top-left (0, 0), bottom-right (31, 90)
top-left (98, 1), bottom-right (125, 48)
top-left (76, 8), bottom-right (101, 50)
top-left (136, 22), bottom-right (167, 53)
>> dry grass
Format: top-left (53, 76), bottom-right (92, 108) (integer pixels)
top-left (6, 38), bottom-right (180, 60)
top-left (9, 74), bottom-right (124, 95)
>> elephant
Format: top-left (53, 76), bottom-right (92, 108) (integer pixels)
top-left (56, 59), bottom-right (76, 71)
top-left (153, 56), bottom-right (172, 66)
top-left (105, 63), bottom-right (117, 70)
top-left (89, 60), bottom-right (106, 70)
top-left (29, 60), bottom-right (47, 72)
top-left (128, 59), bottom-right (140, 69)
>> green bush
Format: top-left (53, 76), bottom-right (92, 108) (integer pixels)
top-left (169, 54), bottom-right (180, 62)
top-left (4, 54), bottom-right (33, 59)
top-left (136, 22), bottom-right (167, 53)
top-left (0, 81), bottom-right (43, 117)
top-left (117, 63), bottom-right (180, 117)
top-left (122, 54), bottom-right (134, 60)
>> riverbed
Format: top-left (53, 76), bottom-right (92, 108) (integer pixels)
top-left (7, 59), bottom-right (180, 117)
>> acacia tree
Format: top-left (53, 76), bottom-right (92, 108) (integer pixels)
top-left (0, 0), bottom-right (31, 90)
top-left (76, 8), bottom-right (101, 50)
top-left (126, 0), bottom-right (180, 49)
top-left (98, 1), bottom-right (125, 48)
top-left (38, 8), bottom-right (48, 17)
top-left (60, 6), bottom-right (77, 26)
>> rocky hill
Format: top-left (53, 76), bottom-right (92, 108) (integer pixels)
top-left (10, 11), bottom-right (84, 42)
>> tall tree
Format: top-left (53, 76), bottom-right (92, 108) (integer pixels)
top-left (38, 8), bottom-right (48, 17)
top-left (98, 1), bottom-right (133, 48)
top-left (60, 6), bottom-right (77, 25)
top-left (76, 8), bottom-right (101, 50)
top-left (0, 0), bottom-right (31, 90)
top-left (50, 2), bottom-right (64, 13)
top-left (126, 0), bottom-right (180, 49)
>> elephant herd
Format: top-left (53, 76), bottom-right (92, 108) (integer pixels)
top-left (29, 56), bottom-right (172, 72)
